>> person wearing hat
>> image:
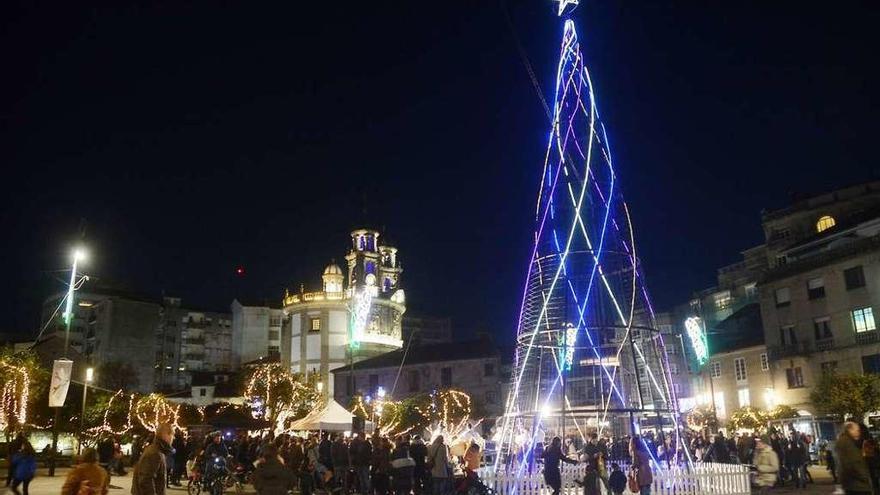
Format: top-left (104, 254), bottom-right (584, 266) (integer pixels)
top-left (62, 448), bottom-right (110, 495)
top-left (753, 436), bottom-right (778, 495)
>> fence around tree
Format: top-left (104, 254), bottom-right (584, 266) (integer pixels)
top-left (479, 462), bottom-right (751, 495)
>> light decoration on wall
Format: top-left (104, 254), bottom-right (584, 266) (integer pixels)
top-left (684, 317), bottom-right (709, 366)
top-left (497, 3), bottom-right (688, 473)
top-left (349, 289), bottom-right (373, 348)
top-left (0, 360), bottom-right (30, 430)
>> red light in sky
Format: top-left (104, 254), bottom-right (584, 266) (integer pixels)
top-left (235, 266), bottom-right (245, 276)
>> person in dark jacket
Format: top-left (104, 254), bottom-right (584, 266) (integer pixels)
top-left (10, 440), bottom-right (36, 495)
top-left (319, 433), bottom-right (333, 473)
top-left (171, 431), bottom-right (188, 486)
top-left (331, 434), bottom-right (350, 491)
top-left (836, 422), bottom-right (872, 495)
top-left (543, 437), bottom-right (577, 495)
top-left (409, 435), bottom-right (427, 495)
top-left (607, 463), bottom-right (626, 495)
top-left (351, 433), bottom-right (373, 495)
top-left (5, 432), bottom-right (25, 487)
top-left (131, 424), bottom-right (174, 495)
top-left (784, 432), bottom-right (807, 489)
top-left (391, 437), bottom-right (414, 495)
top-left (252, 445), bottom-right (293, 495)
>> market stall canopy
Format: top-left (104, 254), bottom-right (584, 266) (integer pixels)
top-left (290, 399), bottom-right (358, 432)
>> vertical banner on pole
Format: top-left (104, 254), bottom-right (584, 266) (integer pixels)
top-left (49, 359), bottom-right (74, 407)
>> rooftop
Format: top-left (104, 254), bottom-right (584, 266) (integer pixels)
top-left (332, 337), bottom-right (499, 372)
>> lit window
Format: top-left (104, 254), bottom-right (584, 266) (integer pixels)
top-left (816, 215), bottom-right (836, 233)
top-left (710, 361), bottom-right (721, 378)
top-left (737, 388), bottom-right (750, 407)
top-left (310, 318), bottom-right (321, 332)
top-left (760, 353), bottom-right (769, 371)
top-left (775, 287), bottom-right (791, 307)
top-left (852, 307), bottom-right (877, 333)
top-left (734, 357), bottom-right (747, 383)
top-left (714, 291), bottom-right (732, 310)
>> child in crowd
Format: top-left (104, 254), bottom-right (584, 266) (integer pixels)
top-left (608, 463), bottom-right (627, 495)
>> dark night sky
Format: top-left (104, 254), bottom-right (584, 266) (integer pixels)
top-left (1, 1), bottom-right (877, 341)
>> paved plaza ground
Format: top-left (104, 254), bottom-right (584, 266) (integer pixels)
top-left (4, 465), bottom-right (839, 495)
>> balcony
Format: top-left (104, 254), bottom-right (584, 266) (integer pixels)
top-left (856, 330), bottom-right (880, 345)
top-left (768, 342), bottom-right (811, 360)
top-left (815, 337), bottom-right (835, 352)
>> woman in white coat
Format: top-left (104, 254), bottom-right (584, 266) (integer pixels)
top-left (753, 437), bottom-right (779, 494)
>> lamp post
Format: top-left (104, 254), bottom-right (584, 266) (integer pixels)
top-left (78, 367), bottom-right (94, 455)
top-left (50, 247), bottom-right (87, 476)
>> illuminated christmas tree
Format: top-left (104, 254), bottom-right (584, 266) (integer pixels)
top-left (497, 3), bottom-right (685, 466)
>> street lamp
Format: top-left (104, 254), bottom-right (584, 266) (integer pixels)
top-left (51, 246), bottom-right (88, 475)
top-left (78, 367), bottom-right (94, 455)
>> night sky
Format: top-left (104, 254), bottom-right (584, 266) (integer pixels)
top-left (2, 1), bottom-right (877, 341)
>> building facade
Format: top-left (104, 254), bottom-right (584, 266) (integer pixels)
top-left (331, 338), bottom-right (504, 418)
top-left (402, 315), bottom-right (453, 344)
top-left (282, 228), bottom-right (406, 398)
top-left (231, 299), bottom-right (284, 367)
top-left (758, 182), bottom-right (880, 411)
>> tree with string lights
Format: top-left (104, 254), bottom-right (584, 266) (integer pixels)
top-left (244, 363), bottom-right (321, 428)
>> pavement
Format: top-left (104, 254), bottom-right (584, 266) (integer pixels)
top-left (2, 465), bottom-right (839, 495)
top-left (2, 468), bottom-right (257, 494)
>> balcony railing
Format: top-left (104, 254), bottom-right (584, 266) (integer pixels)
top-left (815, 337), bottom-right (835, 351)
top-left (856, 331), bottom-right (880, 345)
top-left (767, 342), bottom-right (811, 360)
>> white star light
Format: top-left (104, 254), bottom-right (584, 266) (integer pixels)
top-left (556, 0), bottom-right (578, 16)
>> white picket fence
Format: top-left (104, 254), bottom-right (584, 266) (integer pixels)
top-left (479, 462), bottom-right (751, 495)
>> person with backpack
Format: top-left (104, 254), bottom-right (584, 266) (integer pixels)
top-left (9, 440), bottom-right (36, 495)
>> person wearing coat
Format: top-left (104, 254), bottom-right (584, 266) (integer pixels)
top-left (543, 437), bottom-right (578, 495)
top-left (410, 435), bottom-right (428, 495)
top-left (426, 436), bottom-right (451, 495)
top-left (628, 438), bottom-right (653, 495)
top-left (836, 422), bottom-right (873, 495)
top-left (252, 445), bottom-right (294, 495)
top-left (131, 424), bottom-right (174, 495)
top-left (62, 448), bottom-right (110, 495)
top-left (391, 438), bottom-right (415, 495)
top-left (9, 440), bottom-right (36, 495)
top-left (753, 437), bottom-right (779, 494)
top-left (171, 431), bottom-right (188, 486)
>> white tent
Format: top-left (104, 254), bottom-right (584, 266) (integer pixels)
top-left (290, 399), bottom-right (358, 432)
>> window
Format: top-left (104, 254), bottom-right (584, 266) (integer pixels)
top-left (773, 228), bottom-right (791, 241)
top-left (863, 355), bottom-right (880, 375)
top-left (734, 357), bottom-right (747, 383)
top-left (408, 370), bottom-right (419, 392)
top-left (786, 367), bottom-right (804, 389)
top-left (852, 307), bottom-right (877, 333)
top-left (268, 330), bottom-right (280, 341)
top-left (807, 277), bottom-right (825, 300)
top-left (714, 291), bottom-right (732, 311)
top-left (672, 383), bottom-right (682, 396)
top-left (199, 388), bottom-right (207, 397)
top-left (267, 345), bottom-right (280, 358)
top-left (441, 367), bottom-right (452, 387)
top-left (816, 215), bottom-right (836, 233)
top-left (667, 344), bottom-right (677, 355)
top-left (780, 325), bottom-right (797, 345)
top-left (710, 361), bottom-right (721, 378)
top-left (737, 388), bottom-right (750, 407)
top-left (310, 318), bottom-right (321, 332)
top-left (744, 283), bottom-right (758, 299)
top-left (669, 362), bottom-right (679, 375)
top-left (760, 353), bottom-right (769, 371)
top-left (775, 287), bottom-right (791, 307)
top-left (821, 361), bottom-right (838, 374)
top-left (813, 317), bottom-right (832, 340)
top-left (485, 391), bottom-right (498, 404)
top-left (659, 324), bottom-right (673, 334)
top-left (845, 266), bottom-right (866, 290)
top-left (484, 363), bottom-right (495, 377)
top-left (270, 316), bottom-right (281, 326)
